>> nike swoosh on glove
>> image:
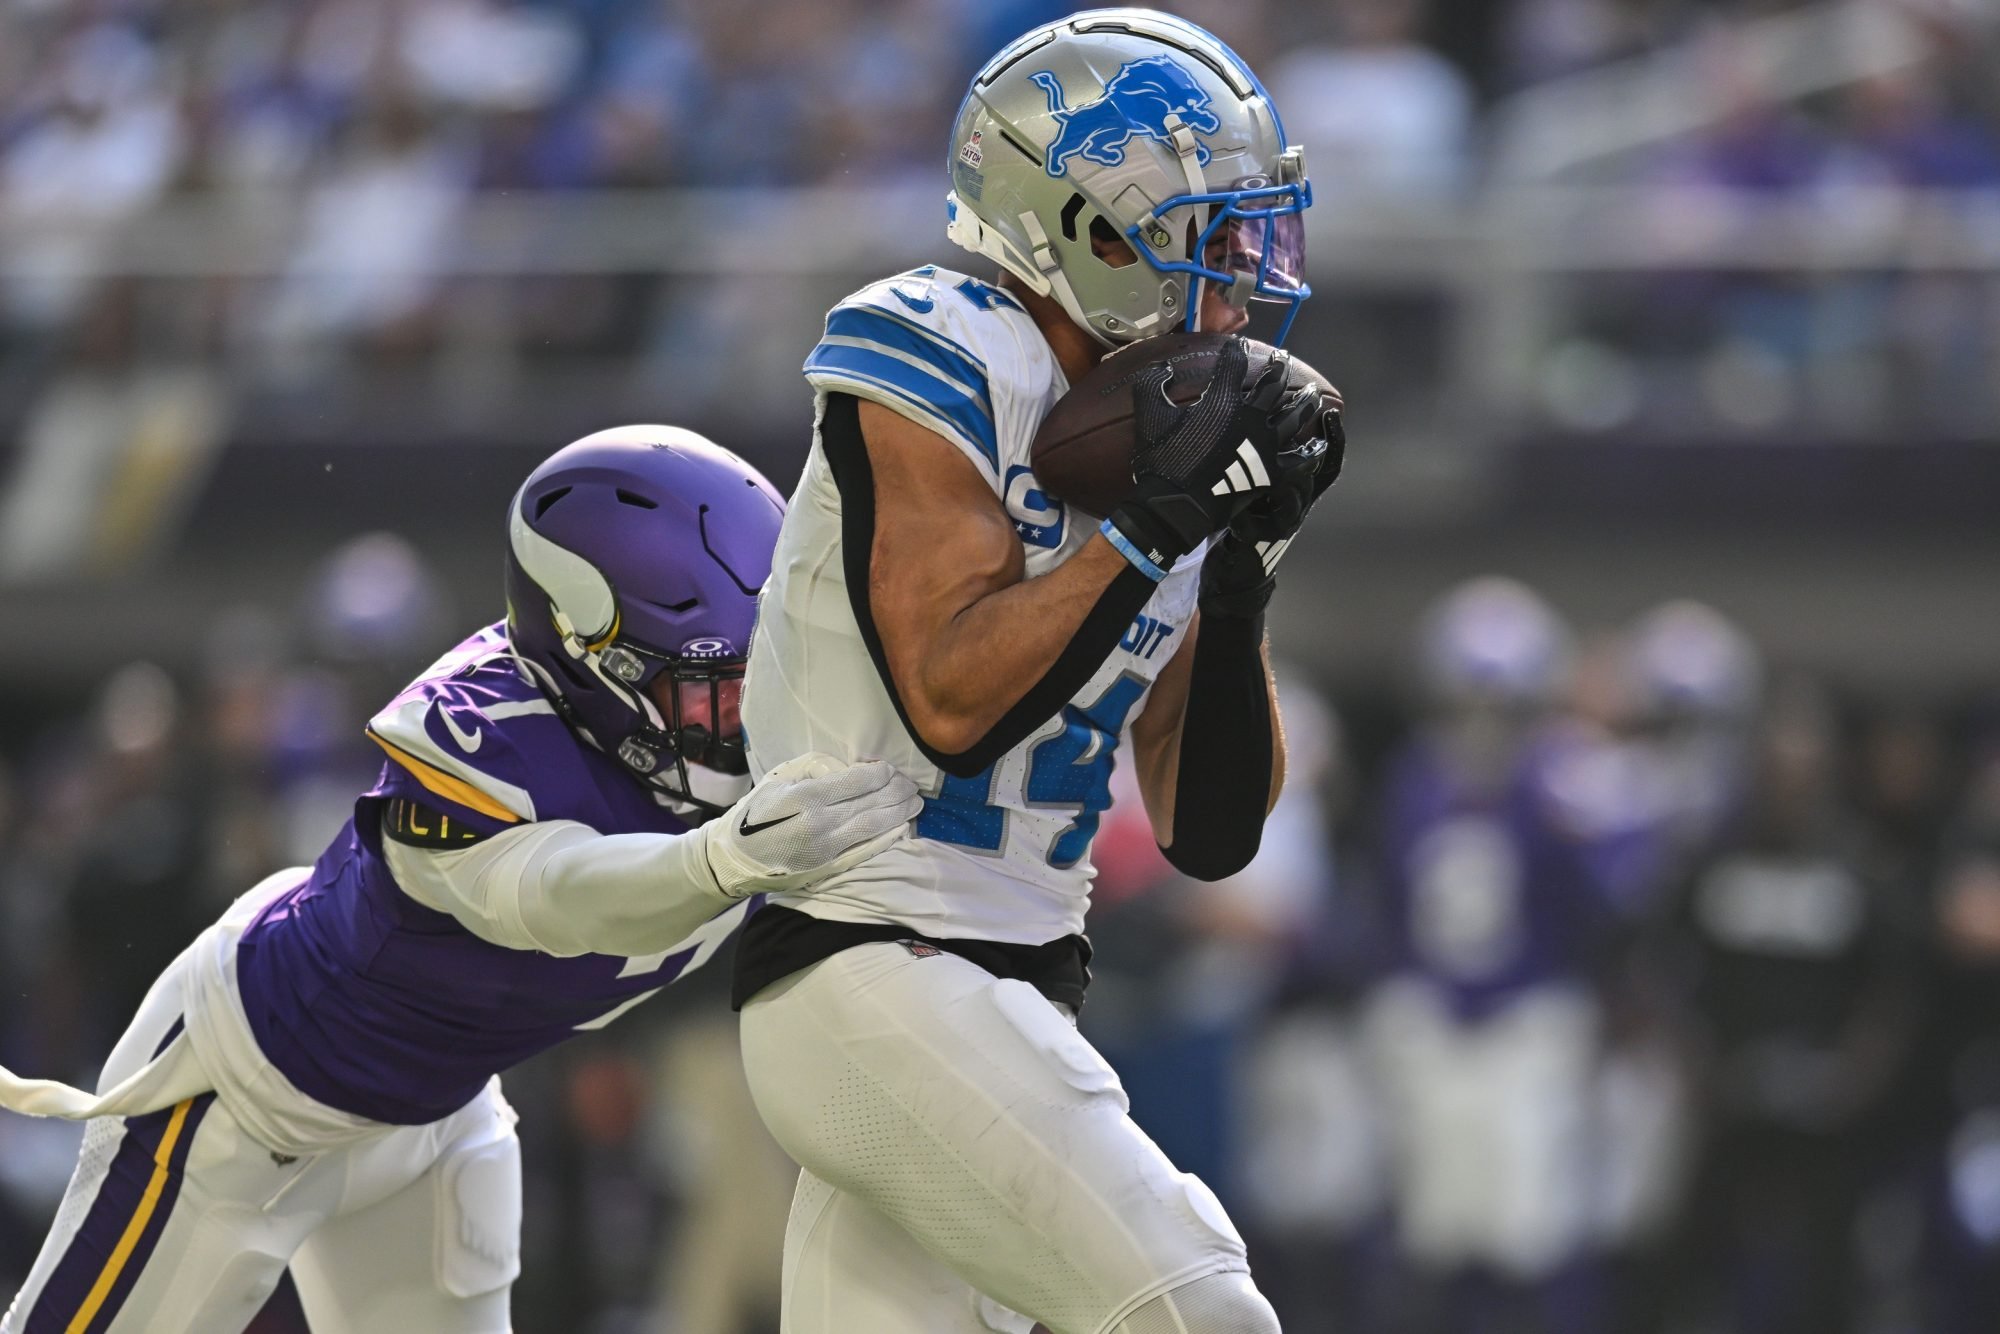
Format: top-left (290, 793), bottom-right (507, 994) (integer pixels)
top-left (700, 752), bottom-right (923, 896)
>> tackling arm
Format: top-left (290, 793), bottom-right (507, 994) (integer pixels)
top-left (387, 753), bottom-right (921, 957)
top-left (388, 820), bottom-right (738, 957)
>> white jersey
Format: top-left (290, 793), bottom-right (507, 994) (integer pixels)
top-left (743, 265), bottom-right (1201, 943)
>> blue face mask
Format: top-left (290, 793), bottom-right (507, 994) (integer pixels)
top-left (1127, 174), bottom-right (1314, 344)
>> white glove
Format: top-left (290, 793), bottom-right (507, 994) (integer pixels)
top-left (700, 752), bottom-right (922, 896)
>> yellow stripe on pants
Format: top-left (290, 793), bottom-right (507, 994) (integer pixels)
top-left (67, 1098), bottom-right (195, 1334)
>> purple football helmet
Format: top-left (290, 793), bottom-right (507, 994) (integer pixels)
top-left (1419, 575), bottom-right (1573, 706)
top-left (504, 425), bottom-right (784, 813)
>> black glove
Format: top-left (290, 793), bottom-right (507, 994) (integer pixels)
top-left (1104, 339), bottom-right (1327, 578)
top-left (1199, 390), bottom-right (1345, 619)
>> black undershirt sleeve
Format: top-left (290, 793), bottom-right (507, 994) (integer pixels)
top-left (819, 393), bottom-right (1158, 780)
top-left (1160, 606), bottom-right (1274, 882)
top-left (379, 797), bottom-right (491, 849)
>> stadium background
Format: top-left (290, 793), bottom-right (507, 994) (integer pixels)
top-left (1, 0), bottom-right (1997, 1330)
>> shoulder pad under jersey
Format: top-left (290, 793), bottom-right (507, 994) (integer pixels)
top-left (364, 625), bottom-right (563, 836)
top-left (804, 265), bottom-right (1045, 486)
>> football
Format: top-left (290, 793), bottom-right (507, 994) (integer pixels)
top-left (1029, 331), bottom-right (1341, 519)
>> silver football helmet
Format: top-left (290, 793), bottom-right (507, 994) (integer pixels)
top-left (945, 9), bottom-right (1311, 347)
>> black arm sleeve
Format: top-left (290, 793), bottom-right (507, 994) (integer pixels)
top-left (820, 393), bottom-right (1158, 780)
top-left (1160, 606), bottom-right (1274, 881)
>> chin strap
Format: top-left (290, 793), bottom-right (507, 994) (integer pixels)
top-left (1160, 113), bottom-right (1208, 199)
top-left (946, 193), bottom-right (1047, 295)
top-left (1020, 209), bottom-right (1119, 349)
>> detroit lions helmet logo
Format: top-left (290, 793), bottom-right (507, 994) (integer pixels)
top-left (1031, 56), bottom-right (1221, 178)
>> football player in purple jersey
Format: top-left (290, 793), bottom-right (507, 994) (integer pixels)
top-left (0, 425), bottom-right (920, 1334)
top-left (1360, 577), bottom-right (1620, 1334)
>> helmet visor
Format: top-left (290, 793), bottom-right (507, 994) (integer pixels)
top-left (1127, 174), bottom-right (1313, 341)
top-left (1209, 202), bottom-right (1306, 299)
top-left (658, 674), bottom-right (743, 743)
top-left (645, 669), bottom-right (747, 774)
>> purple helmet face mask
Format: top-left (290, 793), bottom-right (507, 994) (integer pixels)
top-left (504, 427), bottom-right (784, 815)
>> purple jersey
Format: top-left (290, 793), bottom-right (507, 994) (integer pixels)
top-left (1375, 732), bottom-right (1616, 1020)
top-left (234, 624), bottom-right (752, 1126)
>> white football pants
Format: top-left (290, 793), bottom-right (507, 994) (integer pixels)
top-left (1360, 978), bottom-right (1599, 1280)
top-left (1, 917), bottom-right (520, 1334)
top-left (739, 942), bottom-right (1257, 1334)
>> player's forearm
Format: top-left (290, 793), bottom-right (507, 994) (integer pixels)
top-left (523, 827), bottom-right (737, 956)
top-left (1158, 612), bottom-right (1283, 880)
top-left (1262, 650), bottom-right (1286, 808)
top-left (906, 536), bottom-right (1153, 753)
top-left (389, 822), bottom-right (734, 958)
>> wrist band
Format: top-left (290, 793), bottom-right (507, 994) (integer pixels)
top-left (1100, 517), bottom-right (1169, 583)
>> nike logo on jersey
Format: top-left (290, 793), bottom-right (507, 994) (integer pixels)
top-left (1210, 439), bottom-right (1272, 497)
top-left (891, 287), bottom-right (935, 314)
top-left (739, 811), bottom-right (800, 838)
top-left (436, 704), bottom-right (484, 753)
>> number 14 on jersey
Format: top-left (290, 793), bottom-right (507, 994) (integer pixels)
top-left (916, 674), bottom-right (1150, 869)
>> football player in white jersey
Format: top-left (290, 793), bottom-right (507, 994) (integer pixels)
top-left (733, 12), bottom-right (1343, 1334)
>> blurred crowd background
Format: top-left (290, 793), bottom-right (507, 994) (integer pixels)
top-left (2, 0), bottom-right (1999, 1331)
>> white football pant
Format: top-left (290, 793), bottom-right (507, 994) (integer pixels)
top-left (1360, 977), bottom-right (1599, 1280)
top-left (740, 942), bottom-right (1277, 1334)
top-left (1, 923), bottom-right (519, 1334)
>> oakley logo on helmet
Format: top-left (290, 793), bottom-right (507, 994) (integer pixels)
top-left (680, 637), bottom-right (735, 660)
top-left (1032, 57), bottom-right (1220, 178)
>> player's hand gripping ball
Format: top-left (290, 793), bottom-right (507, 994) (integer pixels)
top-left (1029, 331), bottom-right (1343, 522)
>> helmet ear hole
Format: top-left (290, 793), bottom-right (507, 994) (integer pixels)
top-left (1087, 216), bottom-right (1138, 269)
top-left (1060, 193), bottom-right (1087, 242)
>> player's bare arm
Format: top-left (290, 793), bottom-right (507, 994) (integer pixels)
top-left (831, 335), bottom-right (1335, 781)
top-left (857, 398), bottom-right (1148, 756)
top-left (1131, 611), bottom-right (1198, 840)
